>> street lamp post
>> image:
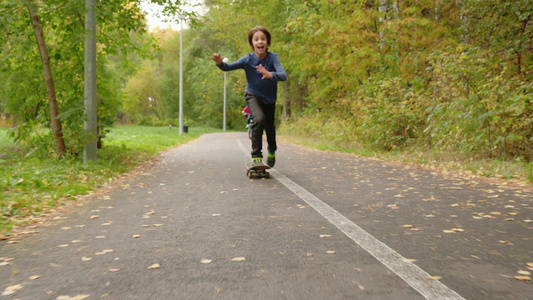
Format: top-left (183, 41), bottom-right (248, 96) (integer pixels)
top-left (83, 0), bottom-right (97, 163)
top-left (223, 72), bottom-right (226, 132)
top-left (178, 16), bottom-right (184, 135)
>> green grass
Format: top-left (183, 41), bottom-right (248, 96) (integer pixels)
top-left (0, 126), bottom-right (218, 235)
top-left (279, 128), bottom-right (533, 185)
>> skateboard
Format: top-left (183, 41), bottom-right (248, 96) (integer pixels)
top-left (245, 163), bottom-right (271, 179)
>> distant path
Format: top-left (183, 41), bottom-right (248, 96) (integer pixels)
top-left (1, 132), bottom-right (531, 299)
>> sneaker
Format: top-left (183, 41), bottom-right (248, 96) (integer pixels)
top-left (267, 151), bottom-right (275, 167)
top-left (251, 157), bottom-right (263, 167)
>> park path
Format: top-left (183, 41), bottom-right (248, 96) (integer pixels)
top-left (1, 132), bottom-right (532, 299)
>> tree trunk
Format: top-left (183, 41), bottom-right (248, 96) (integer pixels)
top-left (379, 0), bottom-right (388, 51)
top-left (460, 0), bottom-right (469, 43)
top-left (435, 0), bottom-right (440, 22)
top-left (27, 1), bottom-right (66, 158)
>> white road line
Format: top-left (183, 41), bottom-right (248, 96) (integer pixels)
top-left (237, 138), bottom-right (465, 300)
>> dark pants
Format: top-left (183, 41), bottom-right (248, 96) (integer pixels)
top-left (245, 93), bottom-right (277, 158)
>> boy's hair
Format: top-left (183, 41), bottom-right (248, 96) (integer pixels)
top-left (248, 26), bottom-right (271, 51)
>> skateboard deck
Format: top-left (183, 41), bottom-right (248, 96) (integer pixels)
top-left (245, 163), bottom-right (271, 179)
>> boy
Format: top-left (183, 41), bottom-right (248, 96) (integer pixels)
top-left (212, 26), bottom-right (287, 167)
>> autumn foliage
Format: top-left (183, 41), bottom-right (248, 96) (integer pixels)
top-left (200, 0), bottom-right (532, 160)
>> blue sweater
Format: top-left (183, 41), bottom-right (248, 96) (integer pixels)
top-left (217, 52), bottom-right (287, 104)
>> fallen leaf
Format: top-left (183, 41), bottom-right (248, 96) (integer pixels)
top-left (524, 220), bottom-right (533, 223)
top-left (319, 235), bottom-right (332, 238)
top-left (2, 284), bottom-right (23, 296)
top-left (427, 276), bottom-right (442, 280)
top-left (499, 240), bottom-right (512, 244)
top-left (451, 228), bottom-right (464, 232)
top-left (61, 227), bottom-right (71, 230)
top-left (212, 214), bottom-right (221, 217)
top-left (517, 270), bottom-right (531, 276)
top-left (108, 268), bottom-right (120, 272)
top-left (95, 249), bottom-right (113, 255)
top-left (231, 257), bottom-right (246, 262)
top-left (451, 203), bottom-right (460, 207)
top-left (514, 275), bottom-right (531, 281)
top-left (402, 225), bottom-right (414, 228)
top-left (527, 263), bottom-right (533, 268)
top-left (403, 258), bottom-right (418, 263)
top-left (325, 250), bottom-right (336, 254)
top-left (490, 212), bottom-right (501, 215)
top-left (394, 194), bottom-right (406, 198)
top-left (56, 295), bottom-right (90, 300)
top-left (201, 259), bottom-right (212, 264)
top-left (81, 257), bottom-right (92, 261)
top-left (0, 257), bottom-right (14, 261)
top-left (57, 244), bottom-right (69, 248)
top-left (132, 235), bottom-right (141, 238)
top-left (148, 263), bottom-right (161, 269)
top-left (29, 275), bottom-right (41, 280)
top-left (90, 215), bottom-right (100, 219)
top-left (101, 222), bottom-right (112, 226)
top-left (505, 218), bottom-right (515, 221)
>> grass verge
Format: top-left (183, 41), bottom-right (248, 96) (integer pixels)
top-left (0, 126), bottom-right (218, 235)
top-left (279, 129), bottom-right (533, 186)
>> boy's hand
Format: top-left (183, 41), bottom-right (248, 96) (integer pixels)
top-left (257, 64), bottom-right (273, 79)
top-left (211, 53), bottom-right (226, 66)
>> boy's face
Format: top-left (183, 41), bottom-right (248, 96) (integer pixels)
top-left (252, 31), bottom-right (268, 56)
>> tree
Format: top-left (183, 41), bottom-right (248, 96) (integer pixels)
top-left (26, 0), bottom-right (66, 158)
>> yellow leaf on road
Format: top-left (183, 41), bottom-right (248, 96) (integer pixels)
top-left (201, 259), bottom-right (212, 264)
top-left (514, 275), bottom-right (531, 281)
top-left (29, 275), bottom-right (41, 280)
top-left (427, 276), bottom-right (442, 280)
top-left (402, 225), bottom-right (413, 228)
top-left (148, 263), bottom-right (161, 269)
top-left (231, 257), bottom-right (246, 262)
top-left (2, 284), bottom-right (23, 296)
top-left (57, 295), bottom-right (90, 300)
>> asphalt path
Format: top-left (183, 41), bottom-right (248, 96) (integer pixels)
top-left (1, 132), bottom-right (532, 299)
